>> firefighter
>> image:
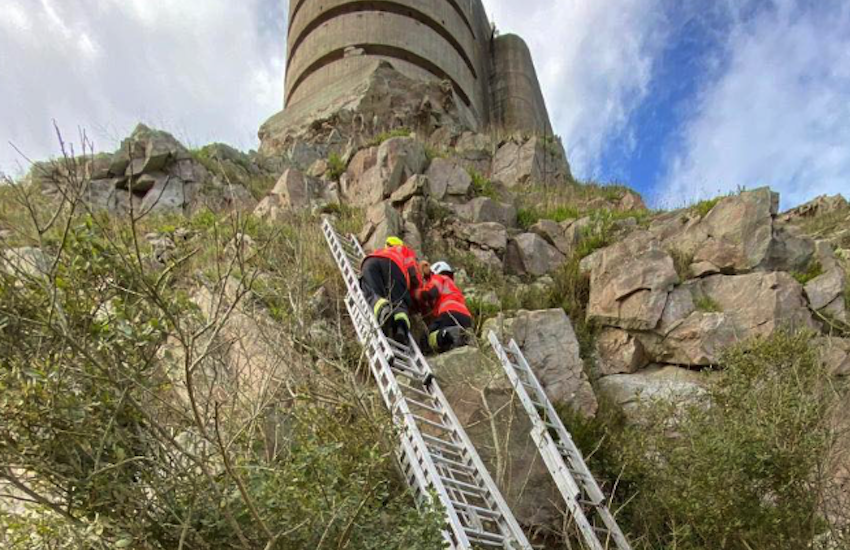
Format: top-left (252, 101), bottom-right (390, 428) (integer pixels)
top-left (420, 261), bottom-right (473, 354)
top-left (360, 236), bottom-right (423, 342)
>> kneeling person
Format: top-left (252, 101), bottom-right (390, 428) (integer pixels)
top-left (421, 261), bottom-right (473, 354)
top-left (360, 236), bottom-right (423, 343)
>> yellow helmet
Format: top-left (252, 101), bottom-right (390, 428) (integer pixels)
top-left (386, 236), bottom-right (404, 247)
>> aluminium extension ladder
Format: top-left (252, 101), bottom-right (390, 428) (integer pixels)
top-left (487, 332), bottom-right (631, 550)
top-left (322, 218), bottom-right (533, 550)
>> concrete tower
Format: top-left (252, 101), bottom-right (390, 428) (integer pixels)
top-left (280, 0), bottom-right (552, 136)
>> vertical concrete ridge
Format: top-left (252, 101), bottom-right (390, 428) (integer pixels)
top-left (490, 33), bottom-right (552, 134)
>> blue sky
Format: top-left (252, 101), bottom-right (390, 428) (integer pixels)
top-left (1, 0), bottom-right (848, 209)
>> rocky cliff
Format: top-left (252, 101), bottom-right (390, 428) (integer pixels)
top-left (2, 63), bottom-right (848, 549)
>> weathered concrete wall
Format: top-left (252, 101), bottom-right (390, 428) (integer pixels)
top-left (285, 0), bottom-right (490, 123)
top-left (490, 34), bottom-right (552, 135)
top-left (276, 1), bottom-right (554, 138)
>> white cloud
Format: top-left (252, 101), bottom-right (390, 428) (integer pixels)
top-left (660, 0), bottom-right (850, 209)
top-left (482, 0), bottom-right (668, 178)
top-left (0, 0), bottom-right (287, 175)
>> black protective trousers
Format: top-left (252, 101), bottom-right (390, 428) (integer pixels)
top-left (423, 312), bottom-right (473, 354)
top-left (360, 257), bottom-right (411, 315)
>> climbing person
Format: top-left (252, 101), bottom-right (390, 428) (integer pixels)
top-left (419, 261), bottom-right (473, 354)
top-left (360, 236), bottom-right (423, 343)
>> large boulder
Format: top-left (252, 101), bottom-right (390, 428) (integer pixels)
top-left (463, 222), bottom-right (508, 254)
top-left (596, 328), bottom-right (650, 376)
top-left (113, 123), bottom-right (192, 178)
top-left (139, 176), bottom-right (190, 215)
top-left (530, 219), bottom-right (578, 257)
top-left (430, 347), bottom-right (562, 528)
top-left (646, 272), bottom-right (817, 366)
top-left (455, 197), bottom-right (517, 227)
top-left (491, 136), bottom-right (572, 188)
top-left (359, 201), bottom-right (403, 252)
top-left (343, 138), bottom-right (427, 206)
top-left (255, 169), bottom-right (324, 220)
top-left (804, 242), bottom-right (847, 322)
top-left (483, 309), bottom-right (597, 417)
top-left (818, 337), bottom-right (850, 377)
top-left (504, 233), bottom-right (566, 277)
top-left (691, 188), bottom-right (779, 273)
top-left (583, 231), bottom-right (679, 331)
top-left (425, 157), bottom-right (472, 200)
top-left (597, 365), bottom-right (709, 421)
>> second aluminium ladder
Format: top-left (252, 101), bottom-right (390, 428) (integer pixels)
top-left (488, 332), bottom-right (631, 550)
top-left (322, 217), bottom-right (532, 550)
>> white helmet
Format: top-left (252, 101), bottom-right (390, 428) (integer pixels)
top-left (431, 261), bottom-right (453, 275)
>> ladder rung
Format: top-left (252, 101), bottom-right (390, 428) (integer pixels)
top-left (430, 453), bottom-right (473, 472)
top-left (440, 476), bottom-right (483, 493)
top-left (452, 501), bottom-right (500, 519)
top-left (397, 382), bottom-right (432, 400)
top-left (463, 528), bottom-right (505, 543)
top-left (413, 414), bottom-right (453, 432)
top-left (405, 397), bottom-right (442, 415)
top-left (421, 433), bottom-right (463, 452)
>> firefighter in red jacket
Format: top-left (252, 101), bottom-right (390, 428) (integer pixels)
top-left (360, 236), bottom-right (423, 342)
top-left (419, 261), bottom-right (473, 354)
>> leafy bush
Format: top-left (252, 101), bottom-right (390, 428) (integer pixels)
top-left (576, 330), bottom-right (845, 550)
top-left (0, 173), bottom-right (436, 549)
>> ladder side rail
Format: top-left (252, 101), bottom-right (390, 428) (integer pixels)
top-left (323, 221), bottom-right (472, 549)
top-left (322, 222), bottom-right (423, 377)
top-left (507, 340), bottom-right (607, 505)
top-left (488, 333), bottom-right (583, 500)
top-left (339, 283), bottom-right (473, 549)
top-left (507, 339), bottom-right (632, 550)
top-left (488, 335), bottom-right (608, 550)
top-left (424, 373), bottom-right (534, 550)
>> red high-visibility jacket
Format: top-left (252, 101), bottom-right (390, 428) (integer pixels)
top-left (422, 273), bottom-right (471, 320)
top-left (364, 245), bottom-right (424, 294)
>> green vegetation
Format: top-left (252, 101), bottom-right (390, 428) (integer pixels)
top-left (469, 169), bottom-right (498, 199)
top-left (695, 294), bottom-right (722, 313)
top-left (0, 177), bottom-right (439, 549)
top-left (569, 330), bottom-right (846, 549)
top-left (368, 128), bottom-right (411, 146)
top-left (190, 146), bottom-right (276, 200)
top-left (326, 152), bottom-right (346, 181)
top-left (690, 196), bottom-right (722, 218)
top-left (668, 248), bottom-right (695, 281)
top-left (516, 204), bottom-right (580, 229)
top-left (793, 259), bottom-right (824, 285)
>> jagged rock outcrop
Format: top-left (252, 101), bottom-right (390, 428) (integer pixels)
top-left (259, 62), bottom-right (477, 159)
top-left (491, 135), bottom-right (572, 187)
top-left (643, 272), bottom-right (816, 366)
top-left (29, 124), bottom-right (267, 217)
top-left (504, 233), bottom-right (566, 277)
top-left (582, 231), bottom-right (679, 331)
